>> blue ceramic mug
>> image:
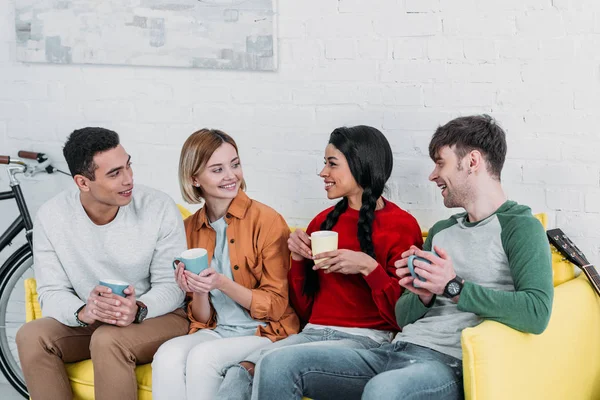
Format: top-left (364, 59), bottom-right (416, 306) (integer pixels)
top-left (407, 250), bottom-right (438, 288)
top-left (173, 248), bottom-right (209, 274)
top-left (99, 279), bottom-right (129, 297)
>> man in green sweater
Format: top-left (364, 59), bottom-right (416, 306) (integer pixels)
top-left (251, 115), bottom-right (553, 400)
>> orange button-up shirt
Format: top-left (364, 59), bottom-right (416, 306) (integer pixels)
top-left (183, 191), bottom-right (299, 342)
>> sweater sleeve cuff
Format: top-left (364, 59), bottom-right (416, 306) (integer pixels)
top-left (456, 281), bottom-right (474, 312)
top-left (363, 264), bottom-right (392, 291)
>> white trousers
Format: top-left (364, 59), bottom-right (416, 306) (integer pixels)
top-left (151, 329), bottom-right (271, 400)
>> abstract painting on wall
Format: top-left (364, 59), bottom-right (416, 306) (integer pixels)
top-left (14, 0), bottom-right (277, 70)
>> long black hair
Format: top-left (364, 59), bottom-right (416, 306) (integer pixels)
top-left (304, 125), bottom-right (393, 296)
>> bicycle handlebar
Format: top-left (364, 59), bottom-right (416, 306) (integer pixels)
top-left (17, 151), bottom-right (42, 160)
top-left (0, 156), bottom-right (9, 165)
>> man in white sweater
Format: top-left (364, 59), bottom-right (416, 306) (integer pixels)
top-left (16, 127), bottom-right (189, 400)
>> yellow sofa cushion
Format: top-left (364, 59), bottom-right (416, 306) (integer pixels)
top-left (462, 274), bottom-right (600, 400)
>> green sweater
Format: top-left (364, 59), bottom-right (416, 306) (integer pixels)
top-left (393, 201), bottom-right (554, 360)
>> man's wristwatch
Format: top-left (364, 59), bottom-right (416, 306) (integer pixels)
top-left (74, 304), bottom-right (89, 327)
top-left (443, 276), bottom-right (464, 298)
top-left (134, 301), bottom-right (148, 324)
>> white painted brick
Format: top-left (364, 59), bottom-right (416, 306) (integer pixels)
top-left (279, 39), bottom-right (323, 64)
top-left (585, 192), bottom-right (600, 213)
top-left (501, 161), bottom-right (524, 183)
top-left (0, 121), bottom-right (6, 152)
top-left (439, 0), bottom-right (477, 14)
top-left (383, 110), bottom-right (453, 131)
top-left (423, 84), bottom-right (496, 108)
top-left (538, 38), bottom-right (576, 59)
top-left (376, 15), bottom-right (442, 37)
top-left (312, 60), bottom-right (377, 82)
top-left (278, 18), bottom-right (306, 39)
top-left (253, 106), bottom-right (315, 128)
top-left (444, 63), bottom-right (522, 83)
top-left (427, 38), bottom-right (464, 60)
top-left (562, 11), bottom-right (595, 34)
top-left (380, 85), bottom-right (423, 106)
top-left (504, 183), bottom-right (547, 212)
top-left (477, 0), bottom-right (550, 12)
top-left (384, 130), bottom-right (425, 157)
top-left (521, 61), bottom-right (595, 85)
top-left (391, 157), bottom-right (435, 183)
top-left (0, 81), bottom-right (48, 100)
top-left (279, 0), bottom-right (339, 17)
top-left (231, 84), bottom-right (292, 104)
top-left (315, 105), bottom-right (385, 130)
top-left (381, 61), bottom-right (446, 83)
top-left (496, 85), bottom-right (574, 112)
top-left (575, 36), bottom-right (600, 60)
top-left (7, 119), bottom-right (57, 142)
top-left (574, 89), bottom-right (600, 110)
top-left (306, 16), bottom-right (374, 38)
top-left (0, 102), bottom-right (29, 120)
top-left (557, 212), bottom-right (600, 238)
top-left (388, 182), bottom-right (436, 207)
top-left (338, 0), bottom-right (402, 14)
top-left (516, 11), bottom-right (566, 37)
top-left (496, 38), bottom-right (540, 60)
top-left (292, 84), bottom-right (358, 106)
top-left (172, 83), bottom-right (231, 105)
top-left (523, 163), bottom-right (599, 185)
top-left (392, 38), bottom-right (428, 60)
top-left (443, 15), bottom-right (516, 36)
top-left (192, 104), bottom-right (254, 130)
top-left (463, 39), bottom-right (498, 61)
top-left (357, 39), bottom-right (389, 60)
top-left (325, 39), bottom-right (356, 60)
top-left (136, 102), bottom-right (191, 123)
top-left (82, 101), bottom-right (135, 122)
top-left (405, 0), bottom-right (440, 13)
top-left (560, 136), bottom-right (600, 164)
top-left (546, 188), bottom-right (584, 211)
top-left (506, 137), bottom-right (561, 161)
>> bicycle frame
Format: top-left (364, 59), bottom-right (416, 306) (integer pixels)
top-left (0, 183), bottom-right (33, 253)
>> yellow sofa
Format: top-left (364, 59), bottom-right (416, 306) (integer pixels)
top-left (22, 212), bottom-right (600, 399)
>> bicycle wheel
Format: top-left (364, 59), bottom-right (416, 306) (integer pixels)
top-left (0, 244), bottom-right (33, 398)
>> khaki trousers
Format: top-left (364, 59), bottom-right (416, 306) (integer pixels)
top-left (16, 308), bottom-right (189, 400)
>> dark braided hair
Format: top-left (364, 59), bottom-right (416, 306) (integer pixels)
top-left (304, 126), bottom-right (393, 296)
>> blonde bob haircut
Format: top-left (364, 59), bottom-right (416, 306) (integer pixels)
top-left (179, 128), bottom-right (246, 204)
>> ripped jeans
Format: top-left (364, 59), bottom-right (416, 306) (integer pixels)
top-left (253, 341), bottom-right (464, 400)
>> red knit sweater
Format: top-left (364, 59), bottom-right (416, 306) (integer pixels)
top-left (289, 199), bottom-right (423, 331)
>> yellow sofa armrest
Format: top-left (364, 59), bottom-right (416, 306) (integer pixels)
top-left (461, 275), bottom-right (600, 400)
top-left (24, 277), bottom-right (42, 322)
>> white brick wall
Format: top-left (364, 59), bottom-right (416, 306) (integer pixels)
top-left (1, 0), bottom-right (599, 265)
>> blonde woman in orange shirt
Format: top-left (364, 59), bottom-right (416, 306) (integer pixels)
top-left (151, 129), bottom-right (299, 400)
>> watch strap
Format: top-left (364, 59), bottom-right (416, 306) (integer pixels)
top-left (134, 301), bottom-right (148, 324)
top-left (74, 304), bottom-right (89, 327)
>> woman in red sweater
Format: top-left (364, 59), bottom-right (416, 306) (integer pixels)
top-left (215, 125), bottom-right (423, 400)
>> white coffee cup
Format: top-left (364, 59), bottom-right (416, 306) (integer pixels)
top-left (311, 231), bottom-right (339, 268)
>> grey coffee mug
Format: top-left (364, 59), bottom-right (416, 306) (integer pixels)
top-left (173, 248), bottom-right (209, 274)
top-left (407, 250), bottom-right (438, 288)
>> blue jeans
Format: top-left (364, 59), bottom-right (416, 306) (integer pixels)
top-left (215, 328), bottom-right (382, 400)
top-left (253, 341), bottom-right (464, 400)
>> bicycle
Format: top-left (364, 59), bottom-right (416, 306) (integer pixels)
top-left (0, 151), bottom-right (67, 397)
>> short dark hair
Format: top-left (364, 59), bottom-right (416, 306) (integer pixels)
top-left (429, 114), bottom-right (507, 179)
top-left (63, 127), bottom-right (120, 180)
